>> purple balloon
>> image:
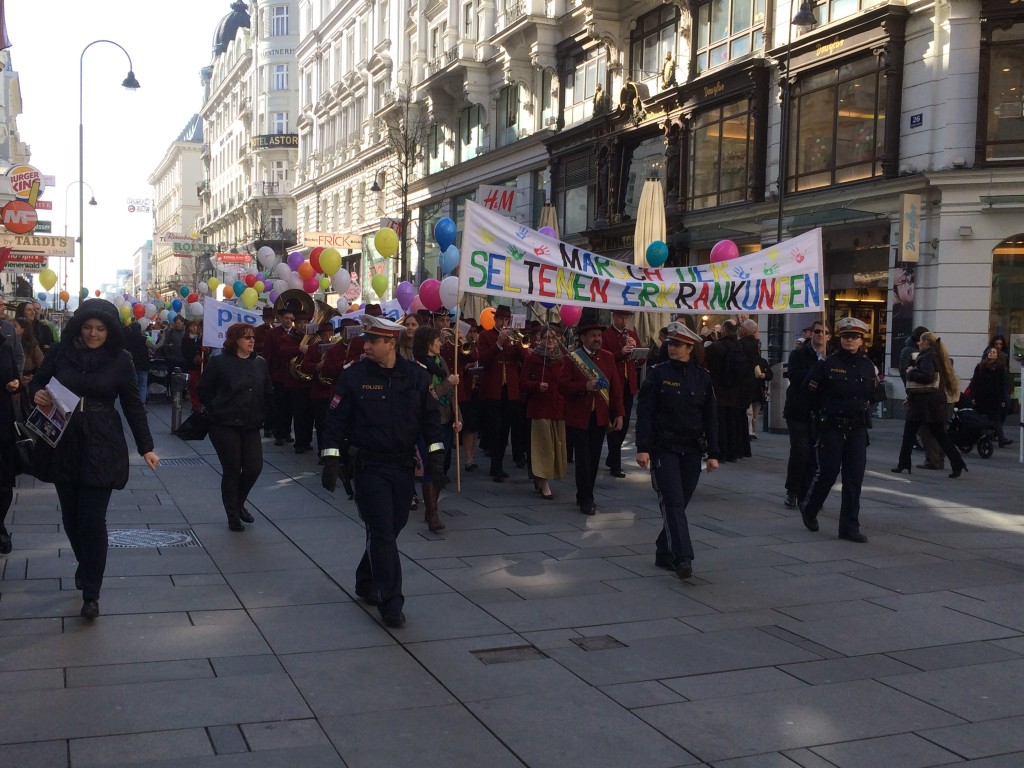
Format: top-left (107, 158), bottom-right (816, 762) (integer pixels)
top-left (256, 272), bottom-right (266, 282)
top-left (396, 280), bottom-right (416, 311)
top-left (268, 289), bottom-right (280, 303)
top-left (538, 226), bottom-right (557, 238)
top-left (287, 251), bottom-right (305, 270)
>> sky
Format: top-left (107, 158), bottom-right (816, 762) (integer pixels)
top-left (7, 0), bottom-right (233, 295)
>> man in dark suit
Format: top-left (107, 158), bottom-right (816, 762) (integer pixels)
top-left (476, 304), bottom-right (527, 482)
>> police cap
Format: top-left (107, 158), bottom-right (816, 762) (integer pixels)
top-left (835, 316), bottom-right (869, 337)
top-left (360, 315), bottom-right (404, 340)
top-left (665, 321), bottom-right (702, 345)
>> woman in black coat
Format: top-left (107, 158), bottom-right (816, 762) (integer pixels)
top-left (971, 346), bottom-right (1013, 447)
top-left (0, 333), bottom-right (22, 555)
top-left (31, 299), bottom-right (159, 620)
top-left (198, 322), bottom-right (274, 531)
top-left (893, 332), bottom-right (967, 478)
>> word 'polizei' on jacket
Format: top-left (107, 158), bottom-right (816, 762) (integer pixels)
top-left (804, 349), bottom-right (880, 429)
top-left (198, 350), bottom-right (274, 429)
top-left (323, 355), bottom-right (443, 456)
top-left (635, 358), bottom-right (721, 459)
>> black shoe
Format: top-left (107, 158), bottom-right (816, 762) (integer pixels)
top-left (784, 494), bottom-right (798, 509)
top-left (274, 438), bottom-right (285, 446)
top-left (492, 474), bottom-right (505, 483)
top-left (465, 461), bottom-right (478, 472)
top-left (800, 509), bottom-right (819, 532)
top-left (0, 529), bottom-right (11, 555)
top-left (228, 519), bottom-right (245, 532)
top-left (749, 434), bottom-right (758, 440)
top-left (838, 530), bottom-right (868, 543)
top-left (354, 583), bottom-right (381, 606)
top-left (381, 612), bottom-right (406, 628)
top-left (80, 599), bottom-right (99, 620)
top-left (891, 466), bottom-right (911, 474)
top-left (609, 469), bottom-right (627, 478)
top-left (949, 466), bottom-right (968, 479)
top-left (284, 436), bottom-right (294, 443)
top-left (579, 504), bottom-right (595, 516)
top-left (238, 508), bottom-right (254, 524)
top-left (998, 438), bottom-right (1013, 447)
top-left (654, 554), bottom-right (675, 570)
top-left (675, 561), bottom-right (693, 580)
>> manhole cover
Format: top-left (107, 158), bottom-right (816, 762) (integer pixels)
top-left (107, 529), bottom-right (203, 548)
top-left (471, 645), bottom-right (547, 665)
top-left (158, 458), bottom-right (208, 467)
top-left (571, 635), bottom-right (627, 651)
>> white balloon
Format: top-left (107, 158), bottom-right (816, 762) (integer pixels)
top-left (159, 309), bottom-right (170, 322)
top-left (288, 273), bottom-right (303, 290)
top-left (273, 279), bottom-right (288, 294)
top-left (189, 302), bottom-right (205, 317)
top-left (145, 303), bottom-right (157, 319)
top-left (439, 275), bottom-right (459, 310)
top-left (112, 295), bottom-right (125, 307)
top-left (137, 317), bottom-right (151, 331)
top-left (196, 282), bottom-right (210, 295)
top-left (257, 246), bottom-right (278, 268)
top-left (336, 298), bottom-right (348, 311)
top-left (331, 270), bottom-right (351, 294)
top-left (274, 262), bottom-right (291, 280)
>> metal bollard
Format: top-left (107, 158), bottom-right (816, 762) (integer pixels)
top-left (170, 367), bottom-right (187, 432)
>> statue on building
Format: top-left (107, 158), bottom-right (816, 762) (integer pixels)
top-left (661, 52), bottom-right (677, 89)
top-left (593, 83), bottom-right (608, 116)
top-left (664, 122), bottom-right (681, 199)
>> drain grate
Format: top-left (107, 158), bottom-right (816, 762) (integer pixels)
top-left (571, 635), bottom-right (627, 652)
top-left (158, 458), bottom-right (208, 467)
top-left (471, 645), bottom-right (547, 665)
top-left (108, 529), bottom-right (203, 548)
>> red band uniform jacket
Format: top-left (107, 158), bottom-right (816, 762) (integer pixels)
top-left (558, 347), bottom-right (624, 429)
top-left (476, 328), bottom-right (527, 401)
top-left (603, 326), bottom-right (642, 396)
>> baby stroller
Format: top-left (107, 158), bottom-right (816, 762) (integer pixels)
top-left (948, 397), bottom-right (997, 459)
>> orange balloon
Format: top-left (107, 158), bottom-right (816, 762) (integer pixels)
top-left (59, 290), bottom-right (70, 302)
top-left (222, 285), bottom-right (234, 299)
top-left (479, 306), bottom-right (496, 331)
top-left (297, 262), bottom-right (314, 280)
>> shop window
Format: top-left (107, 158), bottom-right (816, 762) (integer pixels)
top-left (630, 6), bottom-right (680, 96)
top-left (990, 235), bottom-right (1024, 379)
top-left (563, 49), bottom-right (607, 126)
top-left (787, 54), bottom-right (886, 192)
top-left (689, 99), bottom-right (756, 209)
top-left (695, 0), bottom-right (766, 74)
top-left (983, 23), bottom-right (1024, 162)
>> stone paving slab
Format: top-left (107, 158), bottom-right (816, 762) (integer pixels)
top-left (881, 658), bottom-right (1024, 721)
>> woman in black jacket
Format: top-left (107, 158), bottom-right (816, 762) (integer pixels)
top-left (123, 322), bottom-right (156, 405)
top-left (0, 332), bottom-right (22, 555)
top-left (199, 322), bottom-right (274, 531)
top-left (31, 299), bottom-right (159, 620)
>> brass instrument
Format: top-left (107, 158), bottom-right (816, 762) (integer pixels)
top-left (274, 289), bottom-right (340, 382)
top-left (504, 327), bottom-right (531, 348)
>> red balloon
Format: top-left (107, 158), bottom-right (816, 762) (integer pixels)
top-left (310, 247), bottom-right (324, 273)
top-left (187, 293), bottom-right (200, 303)
top-left (243, 273), bottom-right (257, 287)
top-left (94, 290), bottom-right (101, 297)
top-left (132, 303), bottom-right (146, 319)
top-left (302, 275), bottom-right (320, 293)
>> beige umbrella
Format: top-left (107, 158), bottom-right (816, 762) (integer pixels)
top-left (539, 205), bottom-right (560, 238)
top-left (633, 179), bottom-right (673, 349)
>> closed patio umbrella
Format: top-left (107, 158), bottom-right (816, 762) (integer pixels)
top-left (633, 179), bottom-right (672, 349)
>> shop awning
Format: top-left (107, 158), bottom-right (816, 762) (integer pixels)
top-left (760, 206), bottom-right (888, 230)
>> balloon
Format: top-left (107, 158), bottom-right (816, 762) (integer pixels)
top-left (171, 299), bottom-right (182, 312)
top-left (302, 275), bottom-right (320, 293)
top-left (309, 247), bottom-right (324, 273)
top-left (287, 251), bottom-right (304, 270)
top-left (207, 277), bottom-right (220, 291)
top-left (112, 295), bottom-right (126, 308)
top-left (409, 296), bottom-right (425, 313)
top-left (274, 262), bottom-right (292, 280)
top-left (374, 228), bottom-right (399, 258)
top-left (319, 248), bottom-right (342, 276)
top-left (287, 273), bottom-right (303, 290)
top-left (36, 291), bottom-right (47, 301)
top-left (197, 282), bottom-right (209, 295)
top-left (179, 285), bottom-right (191, 298)
top-left (297, 262), bottom-right (315, 280)
top-left (39, 268), bottom-right (57, 291)
top-left (189, 302), bottom-right (204, 318)
top-left (479, 306), bottom-right (495, 331)
top-left (243, 273), bottom-right (257, 287)
top-left (710, 239), bottom-right (739, 263)
top-left (94, 289), bottom-right (101, 297)
top-left (371, 273), bottom-right (388, 298)
top-left (257, 245), bottom-right (276, 266)
top-left (439, 245), bottom-right (460, 275)
top-left (319, 276), bottom-right (331, 290)
top-left (331, 270), bottom-right (351, 294)
top-left (268, 290), bottom-right (280, 303)
top-left (254, 281), bottom-right (265, 294)
top-left (132, 303), bottom-right (146, 319)
top-left (439, 276), bottom-right (459, 309)
top-left (240, 287), bottom-right (258, 308)
top-left (419, 278), bottom-right (441, 311)
top-left (222, 285), bottom-right (234, 299)
top-left (434, 217), bottom-right (456, 252)
top-left (137, 317), bottom-right (151, 331)
top-left (80, 288), bottom-right (89, 299)
top-left (560, 305), bottom-right (582, 327)
top-left (273, 279), bottom-right (288, 294)
top-left (540, 301), bottom-right (556, 309)
top-left (119, 303), bottom-right (131, 318)
top-left (646, 240), bottom-right (669, 268)
top-left (538, 226), bottom-right (556, 238)
top-left (396, 281), bottom-right (416, 311)
top-left (232, 280), bottom-right (246, 296)
top-left (59, 290), bottom-right (70, 303)
top-left (186, 293), bottom-right (199, 303)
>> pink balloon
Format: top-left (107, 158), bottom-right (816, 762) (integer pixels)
top-left (709, 239), bottom-right (739, 263)
top-left (560, 305), bottom-right (583, 327)
top-left (419, 278), bottom-right (442, 311)
top-left (303, 276), bottom-right (320, 293)
top-left (396, 280), bottom-right (416, 311)
top-left (409, 296), bottom-right (425, 313)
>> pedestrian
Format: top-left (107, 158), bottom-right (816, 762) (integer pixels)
top-left (156, 314), bottom-right (186, 370)
top-left (899, 325), bottom-right (944, 470)
top-left (123, 321), bottom-right (156, 405)
top-left (603, 309), bottom-right (643, 478)
top-left (477, 304), bottom-right (527, 483)
top-left (970, 346), bottom-right (1014, 447)
top-left (16, 301), bottom-right (55, 350)
top-left (893, 331), bottom-right (968, 478)
top-left (783, 320), bottom-right (829, 508)
top-left (519, 326), bottom-right (567, 499)
top-left (558, 310), bottom-right (623, 516)
top-left (321, 315), bottom-right (445, 629)
top-left (182, 319), bottom-right (205, 412)
top-left (635, 322), bottom-right (719, 580)
top-left (0, 329), bottom-right (22, 555)
top-left (413, 325), bottom-right (459, 532)
top-left (705, 320), bottom-right (753, 461)
top-left (0, 293), bottom-right (26, 377)
top-left (199, 322), bottom-right (274, 531)
top-left (30, 299), bottom-right (159, 619)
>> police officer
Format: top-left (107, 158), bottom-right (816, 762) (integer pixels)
top-left (320, 315), bottom-right (445, 628)
top-left (635, 322), bottom-right (719, 580)
top-left (800, 316), bottom-right (883, 543)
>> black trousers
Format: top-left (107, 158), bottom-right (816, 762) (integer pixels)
top-left (898, 419), bottom-right (966, 472)
top-left (801, 427), bottom-right (868, 534)
top-left (509, 400), bottom-right (528, 465)
top-left (311, 397), bottom-right (328, 453)
top-left (208, 423), bottom-right (264, 520)
top-left (784, 418), bottom-right (817, 499)
top-left (353, 460), bottom-right (415, 618)
top-left (272, 381), bottom-right (293, 439)
top-left (289, 388), bottom-right (314, 448)
top-left (567, 413), bottom-right (607, 509)
top-left (605, 389), bottom-right (635, 471)
top-left (56, 484), bottom-right (114, 601)
top-left (717, 404), bottom-right (750, 461)
top-left (652, 451), bottom-right (702, 564)
top-left (483, 392), bottom-right (515, 476)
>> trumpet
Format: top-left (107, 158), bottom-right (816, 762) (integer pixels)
top-left (504, 327), bottom-right (531, 348)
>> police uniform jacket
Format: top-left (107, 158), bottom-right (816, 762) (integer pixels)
top-left (602, 326), bottom-right (641, 395)
top-left (804, 349), bottom-right (879, 427)
top-left (476, 328), bottom-right (526, 401)
top-left (324, 355), bottom-right (443, 457)
top-left (558, 347), bottom-right (623, 430)
top-left (635, 358), bottom-right (720, 460)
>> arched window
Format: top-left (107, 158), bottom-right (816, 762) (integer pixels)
top-left (990, 234), bottom-right (1024, 378)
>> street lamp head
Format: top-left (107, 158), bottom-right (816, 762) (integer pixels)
top-left (122, 70), bottom-right (141, 90)
top-left (370, 178), bottom-right (382, 193)
top-left (792, 0), bottom-right (817, 31)
top-left (88, 196), bottom-right (98, 206)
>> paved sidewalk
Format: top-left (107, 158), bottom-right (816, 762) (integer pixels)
top-left (1, 404), bottom-right (1022, 767)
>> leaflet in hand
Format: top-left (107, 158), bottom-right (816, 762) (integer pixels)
top-left (26, 379), bottom-right (81, 447)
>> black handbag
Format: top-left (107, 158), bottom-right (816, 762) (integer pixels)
top-left (12, 401), bottom-right (54, 482)
top-left (174, 410), bottom-right (209, 441)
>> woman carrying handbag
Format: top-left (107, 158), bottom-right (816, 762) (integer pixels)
top-left (0, 331), bottom-right (22, 555)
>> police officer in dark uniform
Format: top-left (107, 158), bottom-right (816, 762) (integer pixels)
top-left (635, 322), bottom-right (720, 580)
top-left (800, 316), bottom-right (884, 543)
top-left (321, 315), bottom-right (445, 628)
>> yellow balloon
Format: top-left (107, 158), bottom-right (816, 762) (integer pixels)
top-left (254, 281), bottom-right (266, 293)
top-left (241, 287), bottom-right (258, 309)
top-left (39, 268), bottom-right (58, 291)
top-left (374, 228), bottom-right (399, 258)
top-left (371, 273), bottom-right (388, 298)
top-left (320, 248), bottom-right (342, 275)
top-left (319, 276), bottom-right (331, 290)
top-left (208, 277), bottom-right (220, 291)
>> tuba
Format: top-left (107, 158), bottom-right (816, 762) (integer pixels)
top-left (274, 290), bottom-right (339, 382)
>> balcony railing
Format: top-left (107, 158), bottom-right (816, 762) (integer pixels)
top-left (502, 0), bottom-right (526, 27)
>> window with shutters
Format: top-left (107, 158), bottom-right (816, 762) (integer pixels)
top-left (557, 155), bottom-right (595, 235)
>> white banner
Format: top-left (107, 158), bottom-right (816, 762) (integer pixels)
top-left (459, 201), bottom-right (824, 314)
top-left (202, 298), bottom-right (263, 349)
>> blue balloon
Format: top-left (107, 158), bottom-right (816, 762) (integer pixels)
top-left (540, 301), bottom-right (556, 309)
top-left (171, 299), bottom-right (183, 312)
top-left (36, 291), bottom-right (47, 301)
top-left (646, 240), bottom-right (669, 268)
top-left (434, 217), bottom-right (457, 252)
top-left (439, 245), bottom-right (460, 275)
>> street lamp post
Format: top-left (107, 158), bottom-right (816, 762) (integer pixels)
top-left (79, 40), bottom-right (140, 301)
top-left (62, 180), bottom-right (97, 307)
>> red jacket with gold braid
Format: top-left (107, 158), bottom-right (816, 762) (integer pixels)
top-left (602, 326), bottom-right (642, 396)
top-left (476, 328), bottom-right (526, 401)
top-left (558, 347), bottom-right (624, 430)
